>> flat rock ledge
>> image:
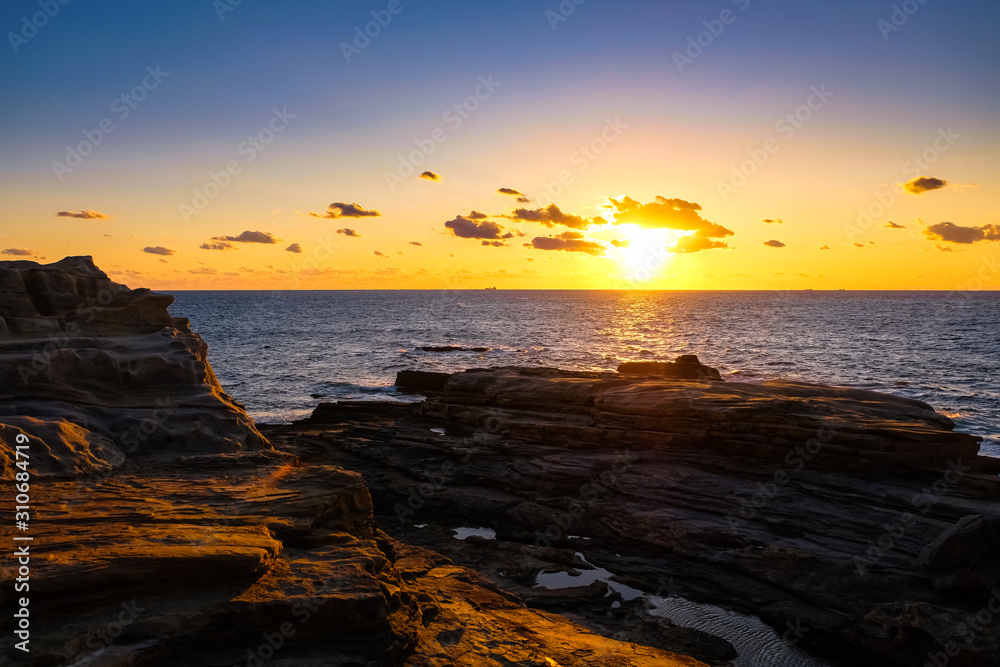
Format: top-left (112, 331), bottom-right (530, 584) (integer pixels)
top-left (273, 365), bottom-right (1000, 667)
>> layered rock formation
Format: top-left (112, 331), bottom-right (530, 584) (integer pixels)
top-left (0, 258), bottom-right (707, 666)
top-left (0, 256), bottom-right (267, 480)
top-left (271, 365), bottom-right (1000, 667)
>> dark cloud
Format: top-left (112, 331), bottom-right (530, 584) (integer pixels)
top-left (608, 196), bottom-right (733, 238)
top-left (763, 218), bottom-right (783, 224)
top-left (499, 188), bottom-right (530, 202)
top-left (308, 202), bottom-right (381, 219)
top-left (482, 240), bottom-right (507, 248)
top-left (409, 241), bottom-right (423, 246)
top-left (212, 230), bottom-right (279, 244)
top-left (142, 246), bottom-right (175, 256)
top-left (420, 171), bottom-right (440, 181)
top-left (467, 210), bottom-right (489, 220)
top-left (2, 248), bottom-right (34, 256)
top-left (337, 228), bottom-right (361, 237)
top-left (374, 251), bottom-right (388, 258)
top-left (200, 241), bottom-right (235, 251)
top-left (507, 204), bottom-right (601, 229)
top-left (445, 214), bottom-right (513, 240)
top-left (56, 209), bottom-right (112, 220)
top-left (610, 239), bottom-right (629, 248)
top-left (819, 245), bottom-right (831, 250)
top-left (285, 243), bottom-right (302, 253)
top-left (763, 240), bottom-right (786, 248)
top-left (530, 231), bottom-right (605, 256)
top-left (853, 243), bottom-right (865, 248)
top-left (923, 222), bottom-right (1000, 245)
top-left (669, 236), bottom-right (729, 254)
top-left (904, 177), bottom-right (948, 194)
top-left (885, 221), bottom-right (906, 229)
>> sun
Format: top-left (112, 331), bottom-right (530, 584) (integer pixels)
top-left (604, 224), bottom-right (684, 282)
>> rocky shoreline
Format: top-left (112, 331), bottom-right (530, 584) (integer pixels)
top-left (2, 257), bottom-right (999, 666)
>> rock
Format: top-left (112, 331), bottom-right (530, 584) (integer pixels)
top-left (617, 354), bottom-right (722, 381)
top-left (417, 346), bottom-right (490, 353)
top-left (395, 370), bottom-right (453, 394)
top-left (0, 257), bottom-right (267, 479)
top-left (0, 258), bottom-right (711, 667)
top-left (273, 365), bottom-right (1000, 667)
top-left (919, 514), bottom-right (1000, 591)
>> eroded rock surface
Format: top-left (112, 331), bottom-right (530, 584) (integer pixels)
top-left (0, 258), bottom-right (708, 667)
top-left (270, 366), bottom-right (1000, 667)
top-left (0, 256), bottom-right (267, 480)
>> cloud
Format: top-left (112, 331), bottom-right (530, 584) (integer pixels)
top-left (482, 240), bottom-right (507, 248)
top-left (142, 246), bottom-right (175, 256)
top-left (1, 248), bottom-right (34, 256)
top-left (923, 222), bottom-right (1000, 245)
top-left (337, 228), bottom-right (361, 237)
top-left (200, 241), bottom-right (235, 251)
top-left (763, 240), bottom-right (786, 248)
top-left (374, 251), bottom-right (388, 258)
top-left (188, 267), bottom-right (218, 275)
top-left (445, 213), bottom-right (513, 240)
top-left (608, 196), bottom-right (734, 237)
top-left (420, 171), bottom-right (440, 181)
top-left (610, 239), bottom-right (629, 248)
top-left (467, 210), bottom-right (488, 220)
top-left (409, 241), bottom-right (423, 246)
top-left (819, 245), bottom-right (831, 250)
top-left (285, 243), bottom-right (302, 253)
top-left (212, 230), bottom-right (279, 244)
top-left (904, 177), bottom-right (948, 194)
top-left (885, 221), bottom-right (906, 229)
top-left (309, 202), bottom-right (381, 219)
top-left (530, 231), bottom-right (605, 256)
top-left (669, 236), bottom-right (729, 254)
top-left (763, 218), bottom-right (783, 224)
top-left (507, 204), bottom-right (601, 229)
top-left (56, 209), bottom-right (112, 220)
top-left (499, 187), bottom-right (531, 201)
top-left (854, 243), bottom-right (865, 248)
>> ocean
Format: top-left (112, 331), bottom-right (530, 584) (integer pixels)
top-left (169, 290), bottom-right (1000, 457)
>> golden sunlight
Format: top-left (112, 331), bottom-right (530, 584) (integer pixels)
top-left (606, 224), bottom-right (683, 281)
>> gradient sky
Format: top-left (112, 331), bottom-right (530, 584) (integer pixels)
top-left (1, 0), bottom-right (998, 289)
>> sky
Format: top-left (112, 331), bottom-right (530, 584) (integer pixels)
top-left (1, 0), bottom-right (998, 290)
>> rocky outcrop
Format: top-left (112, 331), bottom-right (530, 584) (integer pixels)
top-left (617, 354), bottom-right (722, 380)
top-left (272, 366), bottom-right (1000, 667)
top-left (0, 259), bottom-right (707, 666)
top-left (0, 256), bottom-right (267, 480)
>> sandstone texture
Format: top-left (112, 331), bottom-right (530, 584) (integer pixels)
top-left (0, 258), bottom-right (707, 667)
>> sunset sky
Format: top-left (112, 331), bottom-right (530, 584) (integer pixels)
top-left (1, 0), bottom-right (998, 289)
